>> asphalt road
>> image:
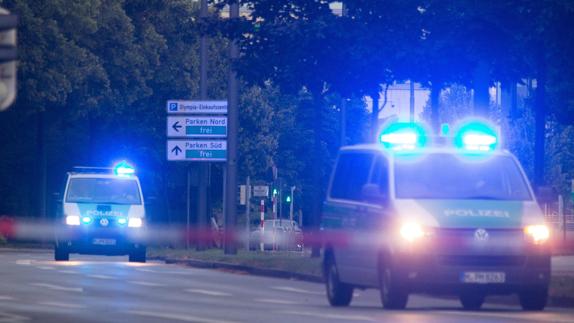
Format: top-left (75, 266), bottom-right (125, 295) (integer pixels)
top-left (0, 249), bottom-right (572, 323)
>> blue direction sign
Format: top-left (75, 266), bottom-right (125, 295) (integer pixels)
top-left (167, 140), bottom-right (227, 162)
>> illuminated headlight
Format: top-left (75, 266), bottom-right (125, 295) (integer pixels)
top-left (128, 218), bottom-right (143, 228)
top-left (399, 222), bottom-right (425, 242)
top-left (524, 225), bottom-right (550, 244)
top-left (66, 215), bottom-right (80, 226)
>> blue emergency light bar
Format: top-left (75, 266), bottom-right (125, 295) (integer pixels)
top-left (113, 161), bottom-right (135, 176)
top-left (379, 119), bottom-right (499, 152)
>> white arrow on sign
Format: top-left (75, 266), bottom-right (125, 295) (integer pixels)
top-left (167, 116), bottom-right (228, 138)
top-left (167, 140), bottom-right (227, 162)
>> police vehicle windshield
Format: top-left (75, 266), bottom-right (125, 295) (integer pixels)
top-left (66, 178), bottom-right (141, 205)
top-left (394, 153), bottom-right (532, 201)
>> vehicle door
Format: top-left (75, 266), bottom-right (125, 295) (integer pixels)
top-left (325, 151), bottom-right (375, 285)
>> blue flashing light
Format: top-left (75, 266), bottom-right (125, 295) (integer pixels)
top-left (117, 217), bottom-right (128, 225)
top-left (454, 120), bottom-right (499, 152)
top-left (379, 123), bottom-right (428, 150)
top-left (114, 161), bottom-right (135, 177)
top-left (81, 216), bottom-right (92, 224)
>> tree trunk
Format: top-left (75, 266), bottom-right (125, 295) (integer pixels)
top-left (430, 81), bottom-right (441, 132)
top-left (311, 91), bottom-right (323, 258)
top-left (370, 90), bottom-right (380, 142)
top-left (473, 60), bottom-right (490, 117)
top-left (534, 51), bottom-right (546, 188)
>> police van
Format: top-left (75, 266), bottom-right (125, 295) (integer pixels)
top-left (321, 120), bottom-right (551, 311)
top-left (55, 161), bottom-right (147, 262)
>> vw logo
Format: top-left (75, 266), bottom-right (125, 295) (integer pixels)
top-left (100, 218), bottom-right (109, 227)
top-left (474, 228), bottom-right (489, 241)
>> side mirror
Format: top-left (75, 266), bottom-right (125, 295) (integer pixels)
top-left (361, 184), bottom-right (388, 205)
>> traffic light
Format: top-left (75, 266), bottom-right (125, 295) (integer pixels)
top-left (285, 195), bottom-right (291, 203)
top-left (0, 8), bottom-right (17, 111)
top-left (272, 188), bottom-right (278, 197)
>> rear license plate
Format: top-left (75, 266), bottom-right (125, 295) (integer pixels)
top-left (93, 238), bottom-right (116, 246)
top-left (460, 272), bottom-right (505, 284)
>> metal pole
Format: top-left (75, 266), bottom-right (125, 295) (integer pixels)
top-left (409, 80), bottom-right (415, 123)
top-left (224, 1), bottom-right (239, 254)
top-left (340, 99), bottom-right (346, 146)
top-left (197, 0), bottom-right (210, 251)
top-left (559, 195), bottom-right (566, 241)
top-left (245, 176), bottom-right (251, 250)
top-left (260, 199), bottom-right (265, 251)
top-left (186, 168), bottom-right (191, 249)
top-left (289, 186), bottom-right (295, 222)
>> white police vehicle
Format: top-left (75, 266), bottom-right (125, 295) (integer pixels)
top-left (321, 119), bottom-right (551, 311)
top-left (54, 161), bottom-right (147, 262)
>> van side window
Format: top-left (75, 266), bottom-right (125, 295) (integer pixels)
top-left (330, 152), bottom-right (373, 201)
top-left (370, 155), bottom-right (389, 197)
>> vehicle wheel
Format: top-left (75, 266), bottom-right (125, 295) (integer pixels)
top-left (324, 256), bottom-right (353, 307)
top-left (129, 247), bottom-right (146, 263)
top-left (379, 259), bottom-right (408, 310)
top-left (54, 246), bottom-right (69, 261)
top-left (519, 287), bottom-right (548, 311)
top-left (459, 291), bottom-right (485, 310)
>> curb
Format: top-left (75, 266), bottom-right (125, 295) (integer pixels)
top-left (159, 257), bottom-right (323, 283)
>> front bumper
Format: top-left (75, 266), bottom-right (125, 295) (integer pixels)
top-left (55, 226), bottom-right (146, 255)
top-left (389, 228), bottom-right (551, 294)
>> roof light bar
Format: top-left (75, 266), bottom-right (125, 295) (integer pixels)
top-left (379, 123), bottom-right (428, 151)
top-left (453, 120), bottom-right (499, 152)
top-left (113, 161), bottom-right (135, 177)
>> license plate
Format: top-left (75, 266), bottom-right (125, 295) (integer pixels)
top-left (460, 272), bottom-right (505, 284)
top-left (92, 238), bottom-right (116, 246)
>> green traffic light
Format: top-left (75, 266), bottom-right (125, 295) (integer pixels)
top-left (286, 196), bottom-right (291, 203)
top-left (273, 188), bottom-right (278, 196)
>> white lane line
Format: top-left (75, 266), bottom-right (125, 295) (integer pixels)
top-left (87, 274), bottom-right (114, 280)
top-left (36, 266), bottom-right (55, 270)
top-left (38, 301), bottom-right (86, 309)
top-left (185, 289), bottom-right (232, 297)
top-left (0, 311), bottom-right (30, 322)
top-left (58, 270), bottom-right (79, 275)
top-left (276, 310), bottom-right (375, 322)
top-left (0, 296), bottom-right (15, 301)
top-left (126, 310), bottom-right (239, 323)
top-left (135, 268), bottom-right (158, 273)
top-left (438, 310), bottom-right (574, 323)
top-left (166, 271), bottom-right (194, 275)
top-left (16, 260), bottom-right (32, 265)
top-left (29, 283), bottom-right (83, 293)
top-left (254, 298), bottom-right (301, 305)
top-left (128, 281), bottom-right (163, 287)
top-left (271, 286), bottom-right (323, 295)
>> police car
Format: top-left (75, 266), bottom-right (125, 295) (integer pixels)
top-left (321, 120), bottom-right (551, 311)
top-left (54, 161), bottom-right (147, 262)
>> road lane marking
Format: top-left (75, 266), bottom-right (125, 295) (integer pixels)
top-left (0, 311), bottom-right (30, 322)
top-left (16, 260), bottom-right (32, 265)
top-left (271, 286), bottom-right (323, 295)
top-left (254, 298), bottom-right (301, 305)
top-left (29, 283), bottom-right (83, 293)
top-left (87, 274), bottom-right (114, 280)
top-left (38, 301), bottom-right (86, 309)
top-left (135, 268), bottom-right (158, 273)
top-left (0, 296), bottom-right (15, 301)
top-left (276, 310), bottom-right (375, 321)
top-left (439, 310), bottom-right (574, 323)
top-left (58, 270), bottom-right (79, 274)
top-left (125, 310), bottom-right (239, 323)
top-left (36, 266), bottom-right (55, 270)
top-left (185, 289), bottom-right (232, 297)
top-left (128, 281), bottom-right (163, 287)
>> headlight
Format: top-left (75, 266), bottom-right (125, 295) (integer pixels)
top-left (128, 218), bottom-right (143, 228)
top-left (66, 215), bottom-right (80, 226)
top-left (524, 225), bottom-right (550, 244)
top-left (399, 222), bottom-right (425, 242)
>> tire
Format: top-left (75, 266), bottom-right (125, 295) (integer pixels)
top-left (519, 287), bottom-right (548, 311)
top-left (324, 255), bottom-right (353, 307)
top-left (379, 258), bottom-right (408, 310)
top-left (54, 246), bottom-right (69, 262)
top-left (129, 247), bottom-right (146, 263)
top-left (459, 291), bottom-right (485, 310)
